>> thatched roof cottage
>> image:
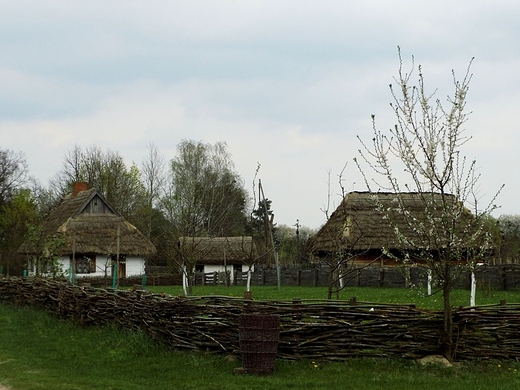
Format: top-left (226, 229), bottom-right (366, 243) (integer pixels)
top-left (19, 182), bottom-right (156, 278)
top-left (307, 191), bottom-right (478, 267)
top-left (178, 236), bottom-right (257, 282)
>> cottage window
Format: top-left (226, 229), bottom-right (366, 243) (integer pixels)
top-left (74, 255), bottom-right (96, 274)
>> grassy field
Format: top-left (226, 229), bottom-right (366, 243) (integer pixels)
top-left (143, 284), bottom-right (520, 310)
top-left (2, 302), bottom-right (520, 390)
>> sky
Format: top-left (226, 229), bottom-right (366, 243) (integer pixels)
top-left (1, 1), bottom-right (519, 230)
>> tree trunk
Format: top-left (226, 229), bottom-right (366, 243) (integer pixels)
top-left (246, 266), bottom-right (252, 292)
top-left (442, 283), bottom-right (453, 360)
top-left (182, 266), bottom-right (188, 296)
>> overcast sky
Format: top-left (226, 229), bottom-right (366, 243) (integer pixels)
top-left (1, 1), bottom-right (519, 229)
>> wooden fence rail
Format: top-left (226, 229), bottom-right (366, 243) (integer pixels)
top-left (1, 277), bottom-right (519, 361)
top-left (146, 264), bottom-right (520, 290)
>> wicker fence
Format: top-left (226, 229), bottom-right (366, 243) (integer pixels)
top-left (1, 277), bottom-right (520, 361)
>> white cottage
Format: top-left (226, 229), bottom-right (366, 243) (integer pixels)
top-left (178, 236), bottom-right (257, 283)
top-left (19, 182), bottom-right (156, 279)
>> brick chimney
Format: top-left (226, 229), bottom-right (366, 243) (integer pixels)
top-left (72, 182), bottom-right (88, 198)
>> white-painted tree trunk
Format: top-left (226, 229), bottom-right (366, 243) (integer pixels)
top-left (182, 265), bottom-right (188, 297)
top-left (246, 266), bottom-right (252, 292)
top-left (470, 271), bottom-right (476, 307)
top-left (427, 268), bottom-right (432, 296)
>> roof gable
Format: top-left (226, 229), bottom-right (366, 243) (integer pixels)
top-left (73, 192), bottom-right (118, 217)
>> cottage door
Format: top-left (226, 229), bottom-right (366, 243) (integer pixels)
top-left (118, 261), bottom-right (126, 278)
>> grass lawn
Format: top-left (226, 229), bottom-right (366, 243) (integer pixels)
top-left (143, 284), bottom-right (520, 310)
top-left (1, 303), bottom-right (520, 390)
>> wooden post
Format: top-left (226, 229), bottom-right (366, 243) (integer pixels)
top-left (259, 180), bottom-right (281, 290)
top-left (71, 233), bottom-right (76, 285)
top-left (292, 298), bottom-right (302, 323)
top-left (116, 225), bottom-right (120, 289)
top-left (224, 249), bottom-right (228, 287)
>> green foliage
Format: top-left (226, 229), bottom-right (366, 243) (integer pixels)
top-left (51, 145), bottom-right (148, 224)
top-left (276, 223), bottom-right (315, 265)
top-left (0, 189), bottom-right (39, 275)
top-left (22, 223), bottom-right (66, 277)
top-left (498, 214), bottom-right (520, 262)
top-left (246, 198), bottom-right (278, 264)
top-left (162, 140), bottom-right (248, 237)
top-left (158, 140), bottom-right (249, 295)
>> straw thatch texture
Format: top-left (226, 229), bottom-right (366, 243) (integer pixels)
top-left (179, 236), bottom-right (257, 265)
top-left (19, 187), bottom-right (156, 257)
top-left (307, 191), bottom-right (476, 256)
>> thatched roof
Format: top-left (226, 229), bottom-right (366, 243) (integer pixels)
top-left (307, 191), bottom-right (477, 256)
top-left (178, 236), bottom-right (257, 265)
top-left (19, 187), bottom-right (156, 257)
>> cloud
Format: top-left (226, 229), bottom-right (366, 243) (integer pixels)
top-left (1, 0), bottom-right (520, 228)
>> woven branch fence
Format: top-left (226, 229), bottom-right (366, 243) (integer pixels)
top-left (1, 277), bottom-right (520, 361)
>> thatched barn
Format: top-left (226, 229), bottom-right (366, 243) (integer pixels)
top-left (19, 182), bottom-right (156, 278)
top-left (307, 191), bottom-right (479, 267)
top-left (178, 236), bottom-right (257, 282)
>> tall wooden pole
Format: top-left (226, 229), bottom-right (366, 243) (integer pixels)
top-left (259, 180), bottom-right (281, 290)
top-left (71, 233), bottom-right (76, 285)
top-left (116, 225), bottom-right (120, 289)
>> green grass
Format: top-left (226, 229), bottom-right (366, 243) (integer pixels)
top-left (2, 303), bottom-right (520, 389)
top-left (143, 284), bottom-right (520, 310)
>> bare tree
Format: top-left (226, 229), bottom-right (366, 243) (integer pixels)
top-left (0, 148), bottom-right (28, 205)
top-left (141, 143), bottom-right (166, 240)
top-left (355, 48), bottom-right (502, 359)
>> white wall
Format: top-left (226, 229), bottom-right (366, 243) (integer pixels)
top-left (203, 264), bottom-right (254, 283)
top-left (56, 256), bottom-right (144, 278)
top-left (125, 256), bottom-right (145, 277)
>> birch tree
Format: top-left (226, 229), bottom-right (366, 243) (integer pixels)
top-left (355, 48), bottom-right (502, 360)
top-left (162, 140), bottom-right (248, 237)
top-left (161, 140), bottom-right (248, 295)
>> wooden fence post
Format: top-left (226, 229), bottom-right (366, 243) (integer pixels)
top-left (292, 298), bottom-right (302, 323)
